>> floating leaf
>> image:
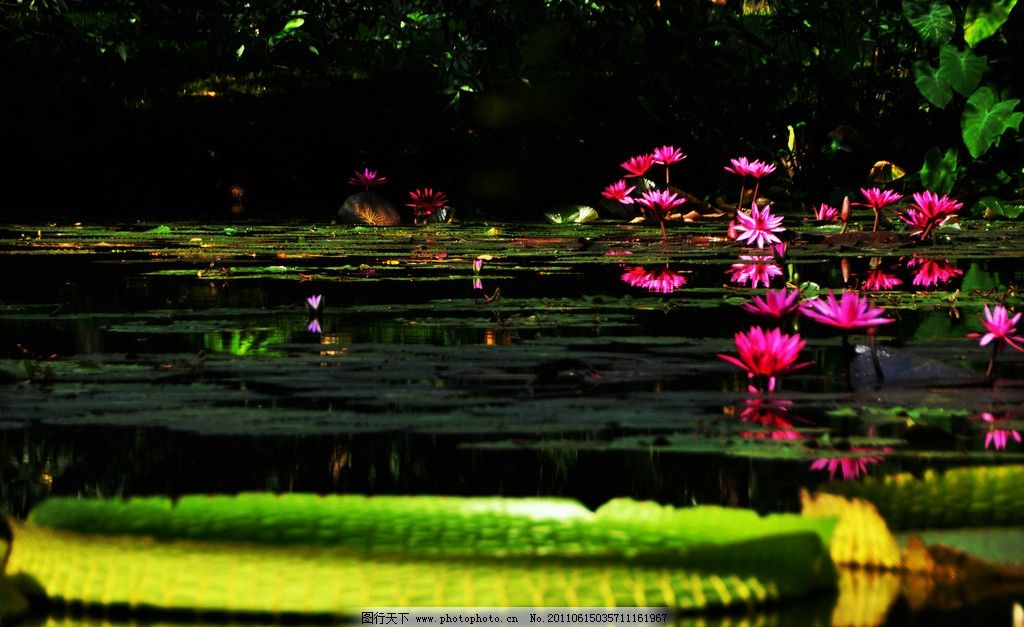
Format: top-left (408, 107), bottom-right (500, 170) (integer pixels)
top-left (913, 61), bottom-right (953, 108)
top-left (973, 196), bottom-right (1024, 219)
top-left (961, 87), bottom-right (1023, 158)
top-left (964, 0), bottom-right (1018, 47)
top-left (937, 45), bottom-right (987, 96)
top-left (919, 147), bottom-right (958, 195)
top-left (545, 206), bottom-right (599, 224)
top-left (903, 0), bottom-right (955, 44)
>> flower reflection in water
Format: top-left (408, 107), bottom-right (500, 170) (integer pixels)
top-left (741, 288), bottom-right (801, 320)
top-left (727, 255), bottom-right (782, 289)
top-left (862, 269), bottom-right (902, 291)
top-left (810, 448), bottom-right (889, 480)
top-left (976, 412), bottom-right (1022, 450)
top-left (620, 266), bottom-right (687, 293)
top-left (734, 394), bottom-right (804, 440)
top-left (307, 319), bottom-right (322, 334)
top-left (906, 257), bottom-right (962, 288)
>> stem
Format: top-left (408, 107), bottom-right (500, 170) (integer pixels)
top-left (869, 331), bottom-right (884, 387)
top-left (985, 342), bottom-right (999, 382)
top-left (659, 219), bottom-right (667, 243)
top-left (737, 181), bottom-right (746, 214)
top-left (665, 166), bottom-right (671, 187)
top-left (751, 179), bottom-right (761, 207)
top-left (872, 208), bottom-right (880, 232)
top-left (841, 333), bottom-right (853, 391)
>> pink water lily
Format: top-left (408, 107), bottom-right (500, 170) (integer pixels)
top-left (620, 153), bottom-right (655, 178)
top-left (967, 305), bottom-right (1024, 352)
top-left (621, 266), bottom-right (687, 293)
top-left (801, 291), bottom-right (894, 330)
top-left (406, 188), bottom-right (449, 220)
top-left (652, 145), bottom-right (686, 165)
top-left (900, 191), bottom-right (962, 240)
top-left (636, 189), bottom-right (687, 242)
top-left (601, 179), bottom-right (636, 205)
top-left (733, 202), bottom-right (785, 248)
top-left (718, 326), bottom-right (811, 391)
top-left (862, 269), bottom-right (902, 291)
top-left (813, 204), bottom-right (839, 221)
top-left (907, 257), bottom-right (962, 288)
top-left (741, 288), bottom-right (802, 319)
top-left (858, 188), bottom-right (903, 232)
top-left (306, 294), bottom-right (323, 311)
top-left (348, 168), bottom-right (388, 190)
top-left (727, 255), bottom-right (783, 289)
top-left (724, 157), bottom-right (776, 179)
top-left (810, 448), bottom-right (888, 480)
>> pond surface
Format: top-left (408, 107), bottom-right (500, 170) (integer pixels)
top-left (1, 219), bottom-right (1023, 625)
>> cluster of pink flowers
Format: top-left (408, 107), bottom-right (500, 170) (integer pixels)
top-left (620, 266), bottom-right (687, 293)
top-left (900, 191), bottom-right (962, 240)
top-left (601, 146), bottom-right (688, 241)
top-left (347, 168), bottom-right (451, 224)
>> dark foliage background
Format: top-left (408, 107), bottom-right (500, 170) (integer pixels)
top-left (1, 0), bottom-right (1021, 219)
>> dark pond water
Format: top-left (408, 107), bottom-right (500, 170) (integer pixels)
top-left (1, 220), bottom-right (1023, 625)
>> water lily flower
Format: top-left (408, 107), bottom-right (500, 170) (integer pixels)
top-left (810, 449), bottom-right (888, 480)
top-left (306, 294), bottom-right (323, 311)
top-left (636, 189), bottom-right (687, 241)
top-left (813, 204), bottom-right (839, 221)
top-left (906, 257), bottom-right (962, 288)
top-left (473, 258), bottom-right (484, 273)
top-left (861, 269), bottom-right (902, 291)
top-left (601, 179), bottom-right (636, 205)
top-left (621, 266), bottom-right (687, 293)
top-left (741, 288), bottom-right (802, 319)
top-left (900, 191), bottom-right (962, 240)
top-left (652, 145), bottom-right (686, 165)
top-left (968, 305), bottom-right (1024, 352)
top-left (724, 157), bottom-right (776, 179)
top-left (406, 188), bottom-right (449, 222)
top-left (801, 291), bottom-right (894, 330)
top-left (620, 153), bottom-right (655, 178)
top-left (858, 188), bottom-right (903, 232)
top-left (733, 202), bottom-right (785, 248)
top-left (975, 412), bottom-right (1022, 450)
top-left (307, 319), bottom-right (322, 334)
top-left (718, 326), bottom-right (811, 391)
top-left (348, 168), bottom-right (388, 190)
top-left (727, 255), bottom-right (783, 289)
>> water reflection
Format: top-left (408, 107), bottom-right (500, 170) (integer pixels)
top-left (907, 257), bottom-right (963, 288)
top-left (976, 412), bottom-right (1022, 450)
top-left (810, 448), bottom-right (888, 481)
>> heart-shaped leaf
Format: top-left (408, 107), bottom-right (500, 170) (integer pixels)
top-left (919, 147), bottom-right (958, 195)
top-left (904, 0), bottom-right (956, 44)
top-left (965, 0), bottom-right (1018, 47)
top-left (938, 46), bottom-right (987, 96)
top-left (961, 87), bottom-right (1023, 158)
top-left (914, 61), bottom-right (953, 108)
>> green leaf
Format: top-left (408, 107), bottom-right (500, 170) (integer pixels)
top-left (973, 196), bottom-right (1024, 218)
top-left (961, 87), bottom-right (1023, 158)
top-left (914, 61), bottom-right (953, 108)
top-left (282, 17), bottom-right (305, 31)
top-left (903, 0), bottom-right (955, 44)
top-left (545, 206), bottom-right (599, 224)
top-left (919, 147), bottom-right (958, 194)
top-left (965, 0), bottom-right (1018, 47)
top-left (937, 46), bottom-right (987, 96)
top-left (235, 44), bottom-right (245, 59)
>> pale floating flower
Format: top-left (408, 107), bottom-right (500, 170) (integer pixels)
top-left (733, 202), bottom-right (785, 248)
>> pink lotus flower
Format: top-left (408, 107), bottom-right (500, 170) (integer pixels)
top-left (620, 266), bottom-right (687, 293)
top-left (900, 191), bottom-right (962, 240)
top-left (652, 145), bottom-right (686, 165)
top-left (862, 270), bottom-right (902, 291)
top-left (976, 413), bottom-right (1022, 450)
top-left (348, 168), bottom-right (388, 189)
top-left (733, 202), bottom-right (785, 248)
top-left (601, 179), bottom-right (636, 205)
top-left (811, 448), bottom-right (888, 480)
top-left (741, 288), bottom-right (802, 319)
top-left (306, 294), bottom-right (323, 311)
top-left (906, 258), bottom-right (962, 288)
top-left (718, 326), bottom-right (811, 390)
top-left (813, 204), bottom-right (839, 221)
top-left (620, 153), bottom-right (655, 178)
top-left (801, 291), bottom-right (894, 330)
top-left (727, 255), bottom-right (783, 289)
top-left (636, 189), bottom-right (687, 219)
top-left (967, 305), bottom-right (1024, 351)
top-left (406, 188), bottom-right (449, 218)
top-left (724, 157), bottom-right (776, 179)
